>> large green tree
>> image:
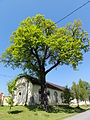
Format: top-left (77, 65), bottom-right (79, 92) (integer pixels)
top-left (0, 14), bottom-right (89, 109)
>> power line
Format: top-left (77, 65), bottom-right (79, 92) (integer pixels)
top-left (54, 1), bottom-right (90, 25)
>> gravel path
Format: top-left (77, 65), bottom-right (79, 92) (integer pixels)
top-left (64, 110), bottom-right (90, 120)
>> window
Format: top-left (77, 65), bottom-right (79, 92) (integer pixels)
top-left (19, 92), bottom-right (21, 96)
top-left (54, 91), bottom-right (58, 103)
top-left (47, 90), bottom-right (50, 97)
top-left (30, 96), bottom-right (34, 104)
top-left (38, 89), bottom-right (41, 101)
top-left (22, 83), bottom-right (25, 86)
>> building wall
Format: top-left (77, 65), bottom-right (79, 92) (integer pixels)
top-left (71, 99), bottom-right (90, 105)
top-left (13, 77), bottom-right (63, 106)
top-left (3, 96), bottom-right (9, 106)
top-left (32, 84), bottom-right (41, 105)
top-left (0, 93), bottom-right (3, 105)
top-left (29, 84), bottom-right (63, 105)
top-left (47, 88), bottom-right (62, 105)
top-left (14, 77), bottom-right (33, 106)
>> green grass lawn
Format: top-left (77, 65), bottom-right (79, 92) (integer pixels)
top-left (0, 105), bottom-right (90, 120)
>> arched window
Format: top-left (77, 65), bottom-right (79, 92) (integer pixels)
top-left (47, 90), bottom-right (50, 97)
top-left (54, 91), bottom-right (58, 103)
top-left (38, 89), bottom-right (41, 101)
top-left (30, 96), bottom-right (34, 104)
top-left (19, 92), bottom-right (21, 96)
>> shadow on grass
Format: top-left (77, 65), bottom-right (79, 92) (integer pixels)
top-left (26, 105), bottom-right (44, 112)
top-left (9, 110), bottom-right (23, 114)
top-left (26, 105), bottom-right (87, 114)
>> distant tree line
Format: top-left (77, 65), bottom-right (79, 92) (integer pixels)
top-left (61, 79), bottom-right (90, 107)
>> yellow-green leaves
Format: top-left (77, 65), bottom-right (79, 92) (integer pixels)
top-left (0, 15), bottom-right (89, 75)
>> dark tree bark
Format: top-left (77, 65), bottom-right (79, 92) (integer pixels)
top-left (40, 72), bottom-right (48, 111)
top-left (77, 99), bottom-right (79, 108)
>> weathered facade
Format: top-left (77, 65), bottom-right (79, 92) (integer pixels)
top-left (13, 75), bottom-right (64, 106)
top-left (0, 93), bottom-right (3, 105)
top-left (3, 96), bottom-right (10, 106)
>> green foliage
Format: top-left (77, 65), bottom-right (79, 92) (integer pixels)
top-left (82, 81), bottom-right (89, 90)
top-left (61, 86), bottom-right (74, 105)
top-left (72, 80), bottom-right (89, 106)
top-left (7, 77), bottom-right (21, 108)
top-left (0, 14), bottom-right (89, 108)
top-left (79, 79), bottom-right (88, 102)
top-left (0, 14), bottom-right (89, 79)
top-left (72, 82), bottom-right (80, 106)
top-left (7, 80), bottom-right (17, 108)
top-left (8, 75), bottom-right (24, 96)
top-left (7, 97), bottom-right (14, 107)
top-left (82, 81), bottom-right (90, 96)
top-left (8, 79), bottom-right (17, 95)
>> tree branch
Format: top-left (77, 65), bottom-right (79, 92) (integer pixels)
top-left (45, 50), bottom-right (52, 60)
top-left (42, 46), bottom-right (48, 66)
top-left (34, 48), bottom-right (41, 70)
top-left (45, 60), bottom-right (60, 74)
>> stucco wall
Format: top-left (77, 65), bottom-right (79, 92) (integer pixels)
top-left (47, 88), bottom-right (62, 105)
top-left (32, 85), bottom-right (63, 105)
top-left (14, 77), bottom-right (33, 106)
top-left (71, 99), bottom-right (90, 105)
top-left (3, 96), bottom-right (9, 106)
top-left (14, 77), bottom-right (63, 106)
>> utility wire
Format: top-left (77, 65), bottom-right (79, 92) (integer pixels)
top-left (54, 1), bottom-right (90, 25)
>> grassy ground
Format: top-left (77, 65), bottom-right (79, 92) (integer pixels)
top-left (0, 105), bottom-right (90, 120)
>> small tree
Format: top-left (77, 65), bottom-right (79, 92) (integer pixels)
top-left (7, 97), bottom-right (14, 113)
top-left (82, 81), bottom-right (90, 98)
top-left (7, 79), bottom-right (17, 113)
top-left (61, 86), bottom-right (74, 106)
top-left (79, 79), bottom-right (88, 105)
top-left (72, 82), bottom-right (80, 107)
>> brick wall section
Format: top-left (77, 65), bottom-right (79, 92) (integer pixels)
top-left (0, 93), bottom-right (3, 105)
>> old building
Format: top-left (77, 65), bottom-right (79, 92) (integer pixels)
top-left (13, 75), bottom-right (64, 106)
top-left (0, 92), bottom-right (3, 105)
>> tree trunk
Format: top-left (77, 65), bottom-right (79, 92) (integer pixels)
top-left (8, 105), bottom-right (11, 114)
top-left (40, 73), bottom-right (48, 111)
top-left (77, 99), bottom-right (79, 108)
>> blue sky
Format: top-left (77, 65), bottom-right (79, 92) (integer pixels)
top-left (0, 0), bottom-right (90, 95)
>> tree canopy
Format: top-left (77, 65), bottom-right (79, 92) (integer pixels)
top-left (0, 14), bottom-right (89, 79)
